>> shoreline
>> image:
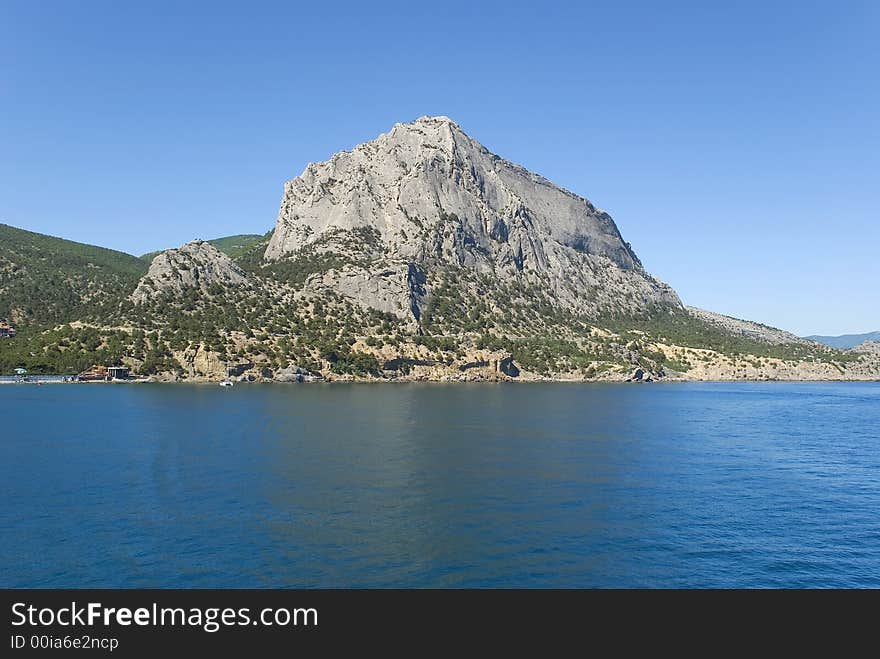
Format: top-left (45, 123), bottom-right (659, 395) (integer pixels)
top-left (2, 376), bottom-right (878, 385)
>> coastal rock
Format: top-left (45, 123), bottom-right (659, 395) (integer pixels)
top-left (227, 362), bottom-right (255, 377)
top-left (176, 343), bottom-right (228, 379)
top-left (275, 365), bottom-right (312, 382)
top-left (628, 367), bottom-right (656, 382)
top-left (675, 355), bottom-right (877, 381)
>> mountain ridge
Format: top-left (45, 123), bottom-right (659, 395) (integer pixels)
top-left (806, 331), bottom-right (880, 350)
top-left (1, 117), bottom-right (877, 382)
top-left (140, 233), bottom-right (268, 262)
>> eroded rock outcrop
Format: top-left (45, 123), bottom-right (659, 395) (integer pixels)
top-left (131, 240), bottom-right (249, 303)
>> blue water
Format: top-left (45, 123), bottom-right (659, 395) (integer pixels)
top-left (1, 382), bottom-right (878, 588)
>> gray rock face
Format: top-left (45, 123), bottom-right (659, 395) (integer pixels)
top-left (686, 306), bottom-right (813, 345)
top-left (275, 364), bottom-right (316, 382)
top-left (265, 116), bottom-right (681, 319)
top-left (131, 240), bottom-right (249, 303)
top-left (316, 263), bottom-right (417, 319)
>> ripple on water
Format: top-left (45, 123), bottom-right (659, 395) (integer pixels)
top-left (1, 382), bottom-right (879, 587)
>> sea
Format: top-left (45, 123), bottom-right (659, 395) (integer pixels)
top-left (1, 382), bottom-right (878, 588)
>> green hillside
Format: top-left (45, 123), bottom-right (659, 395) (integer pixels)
top-left (0, 223), bottom-right (147, 327)
top-left (140, 233), bottom-right (267, 262)
top-left (207, 234), bottom-right (267, 259)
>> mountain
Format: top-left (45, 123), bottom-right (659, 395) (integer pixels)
top-left (0, 223), bottom-right (147, 327)
top-left (2, 118), bottom-right (878, 382)
top-left (687, 307), bottom-right (813, 345)
top-left (266, 116), bottom-right (680, 323)
top-left (140, 233), bottom-right (268, 262)
top-left (131, 240), bottom-right (251, 303)
top-left (806, 331), bottom-right (880, 350)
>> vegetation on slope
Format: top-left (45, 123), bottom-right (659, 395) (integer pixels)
top-left (0, 324), bottom-right (182, 376)
top-left (140, 232), bottom-right (270, 262)
top-left (0, 225), bottom-right (866, 379)
top-left (0, 223), bottom-right (147, 328)
top-left (602, 309), bottom-right (859, 364)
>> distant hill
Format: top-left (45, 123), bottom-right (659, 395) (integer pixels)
top-left (0, 223), bottom-right (147, 327)
top-left (806, 331), bottom-right (880, 350)
top-left (140, 234), bottom-right (266, 262)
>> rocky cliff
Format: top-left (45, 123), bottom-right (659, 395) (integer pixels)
top-left (265, 116), bottom-right (680, 322)
top-left (131, 240), bottom-right (250, 303)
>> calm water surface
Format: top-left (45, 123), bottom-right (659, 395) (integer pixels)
top-left (1, 382), bottom-right (878, 588)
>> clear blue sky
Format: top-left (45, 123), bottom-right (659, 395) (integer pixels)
top-left (1, 1), bottom-right (877, 335)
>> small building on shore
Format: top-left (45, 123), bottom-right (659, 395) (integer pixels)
top-left (77, 365), bottom-right (109, 381)
top-left (108, 366), bottom-right (130, 380)
top-left (77, 365), bottom-right (131, 381)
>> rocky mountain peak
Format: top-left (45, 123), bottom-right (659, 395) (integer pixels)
top-left (262, 117), bottom-right (680, 321)
top-left (131, 240), bottom-right (249, 303)
top-left (387, 115), bottom-right (464, 149)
